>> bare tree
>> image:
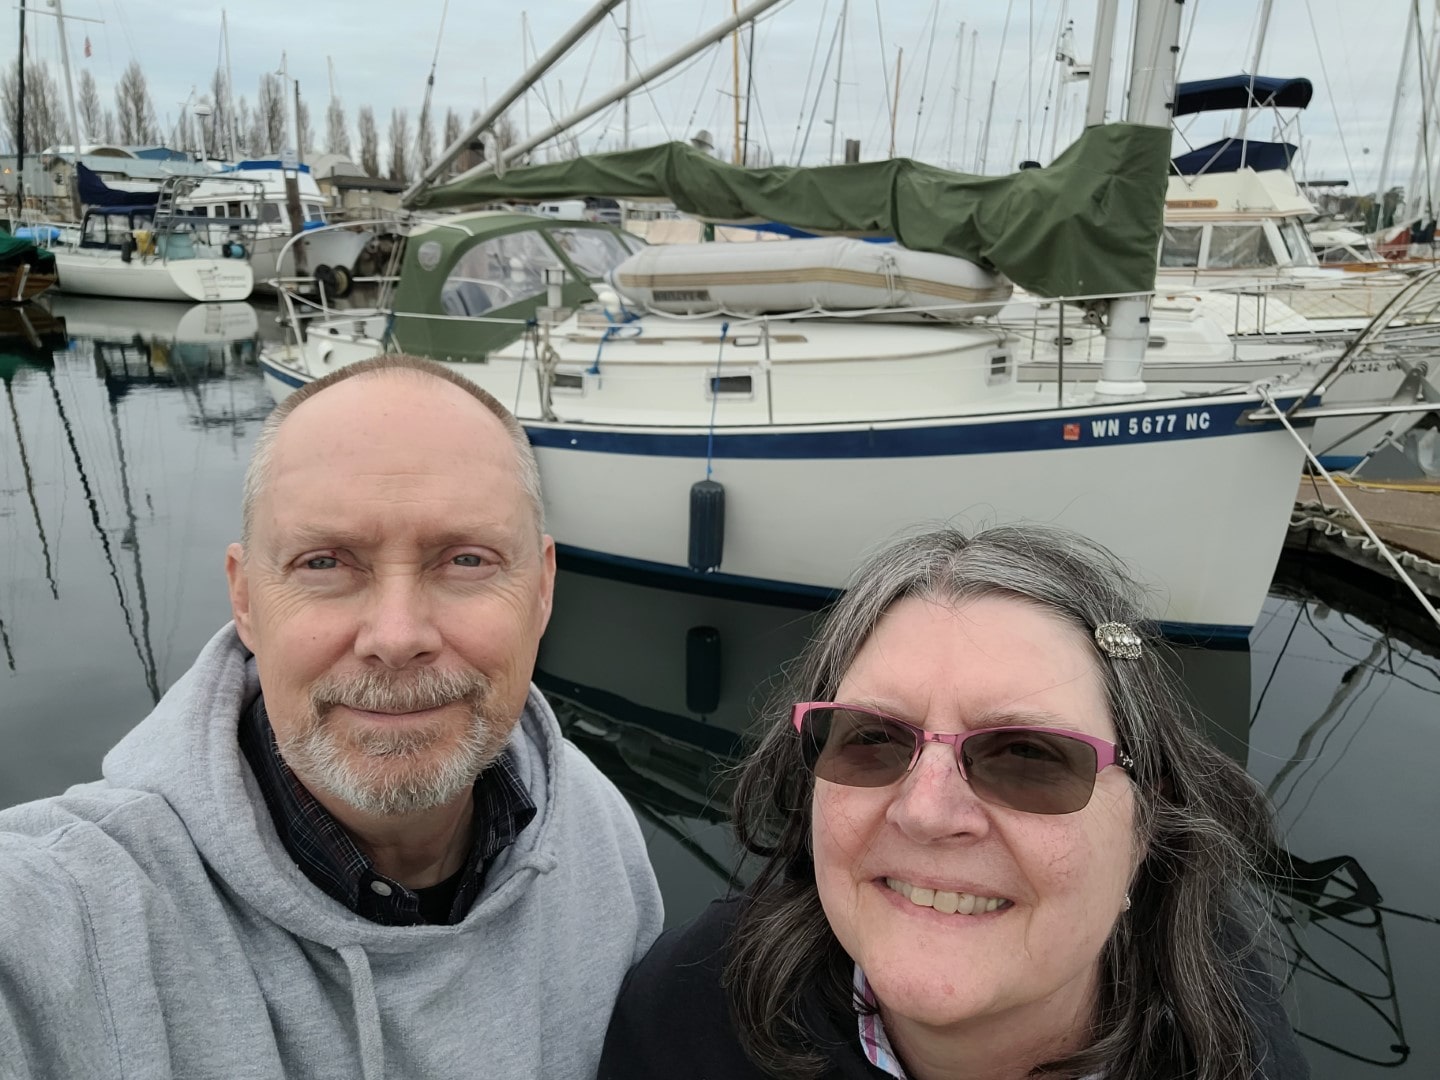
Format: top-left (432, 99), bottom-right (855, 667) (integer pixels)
top-left (325, 97), bottom-right (350, 157)
top-left (441, 107), bottom-right (463, 174)
top-left (387, 108), bottom-right (410, 183)
top-left (2, 59), bottom-right (65, 152)
top-left (297, 97), bottom-right (312, 160)
top-left (489, 113), bottom-right (520, 164)
top-left (416, 101), bottom-right (434, 174)
top-left (77, 69), bottom-right (104, 144)
top-left (357, 105), bottom-right (379, 176)
top-left (256, 73), bottom-right (286, 154)
top-left (102, 108), bottom-right (117, 144)
top-left (115, 59), bottom-right (158, 144)
top-left (234, 95), bottom-right (252, 157)
top-left (209, 69), bottom-right (231, 158)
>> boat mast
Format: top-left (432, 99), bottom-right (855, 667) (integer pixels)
top-left (1096, 0), bottom-right (1184, 400)
top-left (623, 1), bottom-right (632, 150)
top-left (731, 0), bottom-right (742, 162)
top-left (1083, 0), bottom-right (1117, 127)
top-left (888, 48), bottom-right (902, 157)
top-left (15, 0), bottom-right (24, 214)
top-left (442, 0), bottom-right (793, 188)
top-left (828, 0), bottom-right (849, 164)
top-left (223, 10), bottom-right (237, 157)
top-left (978, 0), bottom-right (1016, 172)
top-left (1235, 0), bottom-right (1275, 170)
top-left (51, 0), bottom-right (81, 153)
top-left (405, 0), bottom-right (626, 204)
top-left (943, 21), bottom-right (965, 168)
top-left (1376, 2), bottom-right (1420, 228)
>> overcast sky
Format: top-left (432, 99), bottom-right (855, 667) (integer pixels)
top-left (12, 0), bottom-right (1421, 195)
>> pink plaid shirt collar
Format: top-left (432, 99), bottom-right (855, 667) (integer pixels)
top-left (854, 964), bottom-right (909, 1079)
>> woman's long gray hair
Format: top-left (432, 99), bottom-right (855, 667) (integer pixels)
top-left (723, 525), bottom-right (1283, 1079)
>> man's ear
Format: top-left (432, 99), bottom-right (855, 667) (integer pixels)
top-left (226, 542), bottom-right (257, 652)
top-left (536, 534), bottom-right (557, 636)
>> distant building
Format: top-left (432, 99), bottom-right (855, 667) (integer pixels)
top-left (309, 155), bottom-right (407, 217)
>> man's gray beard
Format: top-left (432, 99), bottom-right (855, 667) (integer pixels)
top-left (278, 667), bottom-right (510, 817)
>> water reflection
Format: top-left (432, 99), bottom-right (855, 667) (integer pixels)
top-left (0, 298), bottom-right (265, 797)
top-left (0, 306), bottom-right (1435, 1077)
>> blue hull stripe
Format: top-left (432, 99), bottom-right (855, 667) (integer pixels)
top-left (555, 544), bottom-right (1251, 641)
top-left (263, 358), bottom-right (1312, 460)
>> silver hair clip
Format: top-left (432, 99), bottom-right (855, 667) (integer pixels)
top-left (1094, 622), bottom-right (1143, 660)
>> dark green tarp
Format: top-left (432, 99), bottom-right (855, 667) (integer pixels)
top-left (414, 124), bottom-right (1171, 299)
top-left (0, 231), bottom-right (57, 276)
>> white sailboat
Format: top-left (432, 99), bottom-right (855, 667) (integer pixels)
top-left (49, 204), bottom-right (253, 302)
top-left (259, 0), bottom-right (1323, 638)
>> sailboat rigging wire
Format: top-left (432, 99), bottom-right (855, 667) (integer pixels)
top-left (1026, 0), bottom-right (1034, 160)
top-left (705, 323), bottom-right (729, 480)
top-left (978, 0), bottom-right (1017, 172)
top-left (789, 0), bottom-right (833, 162)
top-left (872, 0), bottom-right (892, 152)
top-left (908, 0), bottom-right (941, 156)
top-left (607, 8), bottom-right (673, 143)
top-left (1256, 384), bottom-right (1440, 630)
top-left (1300, 2), bottom-right (1361, 200)
top-left (686, 41), bottom-right (726, 137)
top-left (798, 12), bottom-right (842, 163)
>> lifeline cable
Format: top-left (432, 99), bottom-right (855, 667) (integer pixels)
top-left (1258, 383), bottom-right (1440, 629)
top-left (705, 321), bottom-right (730, 480)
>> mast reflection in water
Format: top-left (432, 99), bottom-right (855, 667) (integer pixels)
top-left (0, 299), bottom-right (1435, 1078)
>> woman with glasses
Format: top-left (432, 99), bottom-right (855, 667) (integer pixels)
top-left (599, 526), bottom-right (1309, 1080)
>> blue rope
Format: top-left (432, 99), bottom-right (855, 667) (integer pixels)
top-left (705, 322), bottom-right (729, 480)
top-left (589, 324), bottom-right (618, 375)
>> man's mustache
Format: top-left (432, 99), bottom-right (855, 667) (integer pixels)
top-left (309, 668), bottom-right (491, 715)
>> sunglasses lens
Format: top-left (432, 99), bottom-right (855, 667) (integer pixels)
top-left (800, 707), bottom-right (916, 788)
top-left (962, 729), bottom-right (1099, 814)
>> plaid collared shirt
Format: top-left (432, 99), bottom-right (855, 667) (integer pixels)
top-left (239, 694), bottom-right (535, 927)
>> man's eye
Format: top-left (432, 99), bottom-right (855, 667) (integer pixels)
top-left (304, 556), bottom-right (339, 570)
top-left (452, 554), bottom-right (486, 568)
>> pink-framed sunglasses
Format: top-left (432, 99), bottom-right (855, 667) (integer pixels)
top-left (791, 702), bottom-right (1134, 815)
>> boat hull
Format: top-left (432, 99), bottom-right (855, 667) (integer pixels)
top-left (53, 250), bottom-right (253, 302)
top-left (261, 351), bottom-right (1307, 635)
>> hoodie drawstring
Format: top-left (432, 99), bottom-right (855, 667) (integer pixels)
top-left (339, 945), bottom-right (384, 1080)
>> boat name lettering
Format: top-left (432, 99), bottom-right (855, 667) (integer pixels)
top-left (653, 289), bottom-right (712, 302)
top-left (1087, 409), bottom-right (1211, 440)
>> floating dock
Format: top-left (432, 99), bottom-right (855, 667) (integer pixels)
top-left (1287, 478), bottom-right (1440, 600)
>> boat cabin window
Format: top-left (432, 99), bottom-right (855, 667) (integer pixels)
top-left (440, 230), bottom-right (563, 317)
top-left (1159, 224), bottom-right (1203, 268)
top-left (304, 203), bottom-right (325, 221)
top-left (229, 202), bottom-right (243, 217)
top-left (547, 227), bottom-right (636, 279)
top-left (260, 203), bottom-right (283, 224)
top-left (1205, 224), bottom-right (1277, 269)
top-left (82, 213), bottom-right (111, 247)
top-left (1276, 220), bottom-right (1318, 267)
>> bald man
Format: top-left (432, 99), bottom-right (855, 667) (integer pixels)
top-left (0, 355), bottom-right (663, 1079)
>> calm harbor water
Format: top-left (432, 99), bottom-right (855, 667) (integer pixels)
top-left (1, 295), bottom-right (1436, 1078)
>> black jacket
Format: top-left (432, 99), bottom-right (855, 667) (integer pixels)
top-left (598, 897), bottom-right (1312, 1080)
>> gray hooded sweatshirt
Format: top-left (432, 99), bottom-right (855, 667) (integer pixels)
top-left (0, 625), bottom-right (664, 1079)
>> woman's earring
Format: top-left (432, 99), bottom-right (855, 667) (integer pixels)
top-left (1122, 893), bottom-right (1132, 913)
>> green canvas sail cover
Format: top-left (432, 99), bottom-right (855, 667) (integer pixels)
top-left (0, 231), bottom-right (57, 275)
top-left (414, 123), bottom-right (1171, 299)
